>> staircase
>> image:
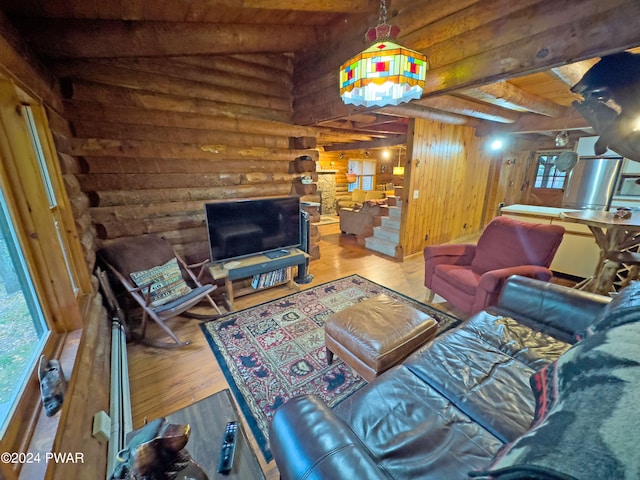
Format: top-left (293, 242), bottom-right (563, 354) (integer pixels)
top-left (365, 191), bottom-right (402, 258)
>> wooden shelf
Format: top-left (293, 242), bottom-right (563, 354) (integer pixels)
top-left (209, 247), bottom-right (308, 311)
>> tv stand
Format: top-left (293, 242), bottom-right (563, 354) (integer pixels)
top-left (209, 248), bottom-right (309, 311)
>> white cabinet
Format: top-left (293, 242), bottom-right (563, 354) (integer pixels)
top-left (500, 205), bottom-right (599, 279)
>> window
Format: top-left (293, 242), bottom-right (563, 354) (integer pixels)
top-left (347, 159), bottom-right (376, 192)
top-left (534, 151), bottom-right (568, 189)
top-left (0, 189), bottom-right (48, 435)
top-left (0, 77), bottom-right (87, 476)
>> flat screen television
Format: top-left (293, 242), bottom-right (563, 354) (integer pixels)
top-left (205, 196), bottom-right (301, 263)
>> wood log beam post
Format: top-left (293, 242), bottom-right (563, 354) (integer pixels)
top-left (379, 104), bottom-right (478, 126)
top-left (52, 62), bottom-right (291, 113)
top-left (460, 82), bottom-right (565, 117)
top-left (476, 107), bottom-right (590, 136)
top-left (323, 134), bottom-right (408, 152)
top-left (413, 95), bottom-right (520, 123)
top-left (550, 59), bottom-right (601, 87)
top-left (70, 138), bottom-right (319, 162)
top-left (66, 80), bottom-right (292, 123)
top-left (289, 136), bottom-right (317, 149)
top-left (16, 20), bottom-right (324, 58)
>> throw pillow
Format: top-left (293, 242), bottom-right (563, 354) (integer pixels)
top-left (130, 258), bottom-right (192, 308)
top-left (352, 189), bottom-right (367, 204)
top-left (470, 319), bottom-right (640, 480)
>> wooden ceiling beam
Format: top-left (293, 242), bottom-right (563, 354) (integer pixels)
top-left (459, 81), bottom-right (564, 117)
top-left (233, 0), bottom-right (378, 13)
top-left (476, 109), bottom-right (589, 136)
top-left (322, 134), bottom-right (408, 152)
top-left (14, 19), bottom-right (320, 58)
top-left (550, 58), bottom-right (600, 87)
top-left (3, 0), bottom-right (379, 18)
top-left (414, 94), bottom-right (519, 123)
top-left (378, 104), bottom-right (479, 126)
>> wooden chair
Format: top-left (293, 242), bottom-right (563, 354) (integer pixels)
top-left (98, 234), bottom-right (223, 348)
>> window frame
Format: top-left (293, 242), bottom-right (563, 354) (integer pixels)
top-left (533, 150), bottom-right (570, 190)
top-left (0, 77), bottom-right (89, 479)
top-left (347, 159), bottom-right (377, 192)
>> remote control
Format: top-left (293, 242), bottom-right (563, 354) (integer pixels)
top-left (217, 421), bottom-right (238, 474)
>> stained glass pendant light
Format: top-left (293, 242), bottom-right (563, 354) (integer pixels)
top-left (339, 0), bottom-right (428, 107)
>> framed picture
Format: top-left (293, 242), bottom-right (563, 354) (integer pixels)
top-left (381, 164), bottom-right (389, 173)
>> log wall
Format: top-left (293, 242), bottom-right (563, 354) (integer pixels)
top-left (57, 56), bottom-right (318, 261)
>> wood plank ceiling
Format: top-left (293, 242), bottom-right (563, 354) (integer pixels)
top-left (3, 0), bottom-right (640, 152)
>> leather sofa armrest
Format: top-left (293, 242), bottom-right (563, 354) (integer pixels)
top-left (494, 275), bottom-right (611, 339)
top-left (270, 395), bottom-right (389, 480)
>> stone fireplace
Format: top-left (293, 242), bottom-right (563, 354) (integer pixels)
top-left (316, 170), bottom-right (337, 215)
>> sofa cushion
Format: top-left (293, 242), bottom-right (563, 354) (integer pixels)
top-left (434, 264), bottom-right (481, 296)
top-left (352, 189), bottom-right (367, 203)
top-left (470, 317), bottom-right (640, 480)
top-left (471, 216), bottom-right (564, 275)
top-left (364, 190), bottom-right (385, 201)
top-left (333, 365), bottom-right (503, 479)
top-left (404, 312), bottom-right (570, 444)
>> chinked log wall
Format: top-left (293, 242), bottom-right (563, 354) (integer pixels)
top-left (56, 55), bottom-right (318, 261)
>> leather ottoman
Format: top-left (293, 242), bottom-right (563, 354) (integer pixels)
top-left (325, 293), bottom-right (438, 381)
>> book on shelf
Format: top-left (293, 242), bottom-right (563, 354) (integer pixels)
top-left (251, 267), bottom-right (290, 289)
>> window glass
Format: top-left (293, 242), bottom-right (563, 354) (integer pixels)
top-left (534, 152), bottom-right (568, 189)
top-left (347, 159), bottom-right (376, 192)
top-left (0, 188), bottom-right (48, 436)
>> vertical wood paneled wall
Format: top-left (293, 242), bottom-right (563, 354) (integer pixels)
top-left (401, 118), bottom-right (502, 257)
top-left (57, 55), bottom-right (318, 261)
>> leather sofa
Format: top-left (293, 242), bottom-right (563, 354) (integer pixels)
top-left (336, 188), bottom-right (386, 211)
top-left (269, 276), bottom-right (640, 479)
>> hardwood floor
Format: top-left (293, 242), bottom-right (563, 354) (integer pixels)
top-left (126, 223), bottom-right (467, 479)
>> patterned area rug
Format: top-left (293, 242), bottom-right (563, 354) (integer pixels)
top-left (200, 274), bottom-right (462, 462)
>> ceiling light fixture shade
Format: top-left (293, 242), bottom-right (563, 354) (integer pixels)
top-left (339, 0), bottom-right (428, 107)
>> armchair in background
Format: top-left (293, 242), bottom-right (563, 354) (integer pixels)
top-left (99, 234), bottom-right (223, 348)
top-left (424, 216), bottom-right (565, 314)
top-left (339, 200), bottom-right (389, 239)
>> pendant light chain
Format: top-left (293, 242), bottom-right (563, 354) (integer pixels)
top-left (378, 0), bottom-right (388, 25)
